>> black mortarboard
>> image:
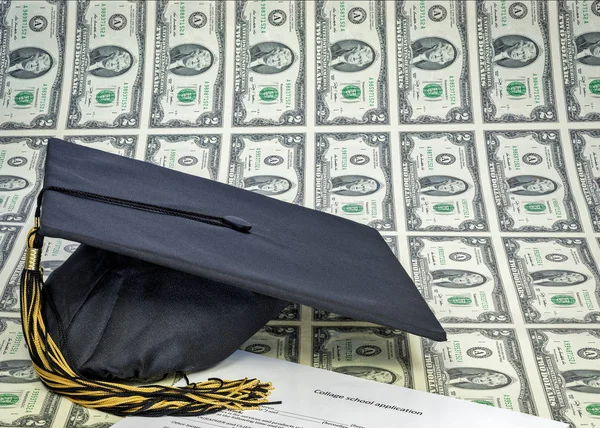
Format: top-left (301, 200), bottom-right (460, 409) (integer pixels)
top-left (21, 138), bottom-right (445, 417)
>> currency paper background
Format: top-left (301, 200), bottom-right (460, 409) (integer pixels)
top-left (0, 1), bottom-right (599, 427)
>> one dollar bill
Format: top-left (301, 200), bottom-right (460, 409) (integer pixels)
top-left (0, 1), bottom-right (66, 129)
top-left (486, 130), bottom-right (581, 232)
top-left (559, 0), bottom-right (600, 121)
top-left (233, 0), bottom-right (305, 126)
top-left (396, 0), bottom-right (472, 123)
top-left (68, 0), bottom-right (145, 128)
top-left (477, 0), bottom-right (557, 122)
top-left (151, 0), bottom-right (224, 127)
top-left (316, 0), bottom-right (389, 125)
top-left (529, 329), bottom-right (600, 427)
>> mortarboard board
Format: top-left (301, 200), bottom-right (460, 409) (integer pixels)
top-left (21, 138), bottom-right (446, 417)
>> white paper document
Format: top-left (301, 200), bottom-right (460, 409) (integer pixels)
top-left (113, 351), bottom-right (566, 428)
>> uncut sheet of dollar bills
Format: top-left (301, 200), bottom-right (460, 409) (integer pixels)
top-left (0, 0), bottom-right (600, 427)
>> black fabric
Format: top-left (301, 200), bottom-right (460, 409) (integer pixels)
top-left (42, 245), bottom-right (287, 380)
top-left (36, 138), bottom-right (445, 378)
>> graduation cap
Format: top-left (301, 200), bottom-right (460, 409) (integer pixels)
top-left (21, 138), bottom-right (445, 417)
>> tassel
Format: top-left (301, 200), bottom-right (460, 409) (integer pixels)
top-left (20, 220), bottom-right (280, 417)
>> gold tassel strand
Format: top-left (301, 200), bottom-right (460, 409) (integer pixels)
top-left (20, 221), bottom-right (280, 417)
